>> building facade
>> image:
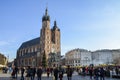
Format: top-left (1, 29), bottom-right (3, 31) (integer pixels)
top-left (65, 48), bottom-right (92, 67)
top-left (16, 8), bottom-right (61, 67)
top-left (65, 49), bottom-right (120, 67)
top-left (92, 50), bottom-right (113, 65)
top-left (111, 50), bottom-right (120, 65)
top-left (0, 53), bottom-right (7, 67)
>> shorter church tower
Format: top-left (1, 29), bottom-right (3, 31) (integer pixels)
top-left (51, 21), bottom-right (61, 55)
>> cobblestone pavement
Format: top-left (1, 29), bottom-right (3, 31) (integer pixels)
top-left (0, 71), bottom-right (119, 80)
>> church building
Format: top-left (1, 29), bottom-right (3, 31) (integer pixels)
top-left (16, 8), bottom-right (61, 67)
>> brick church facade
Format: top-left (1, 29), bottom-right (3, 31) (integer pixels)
top-left (16, 8), bottom-right (61, 67)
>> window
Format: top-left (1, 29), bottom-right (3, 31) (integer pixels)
top-left (35, 47), bottom-right (37, 52)
top-left (76, 60), bottom-right (77, 63)
top-left (47, 36), bottom-right (49, 39)
top-left (32, 47), bottom-right (34, 52)
top-left (26, 49), bottom-right (28, 53)
top-left (47, 41), bottom-right (49, 43)
top-left (31, 48), bottom-right (33, 52)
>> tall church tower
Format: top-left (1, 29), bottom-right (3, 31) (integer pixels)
top-left (40, 8), bottom-right (51, 60)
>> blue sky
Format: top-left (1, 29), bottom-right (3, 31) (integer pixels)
top-left (0, 0), bottom-right (120, 61)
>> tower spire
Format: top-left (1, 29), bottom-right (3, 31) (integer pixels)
top-left (45, 7), bottom-right (48, 16)
top-left (54, 20), bottom-right (57, 26)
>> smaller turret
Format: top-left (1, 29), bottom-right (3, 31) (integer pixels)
top-left (52, 20), bottom-right (60, 31)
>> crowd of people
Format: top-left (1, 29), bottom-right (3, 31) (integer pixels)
top-left (1, 65), bottom-right (120, 80)
top-left (10, 65), bottom-right (73, 80)
top-left (77, 66), bottom-right (120, 80)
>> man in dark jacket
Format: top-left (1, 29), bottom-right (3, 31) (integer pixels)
top-left (26, 66), bottom-right (31, 80)
top-left (37, 66), bottom-right (43, 80)
top-left (94, 67), bottom-right (99, 80)
top-left (89, 67), bottom-right (93, 80)
top-left (53, 67), bottom-right (59, 80)
top-left (15, 66), bottom-right (18, 79)
top-left (66, 65), bottom-right (73, 80)
top-left (31, 67), bottom-right (36, 80)
top-left (100, 67), bottom-right (105, 80)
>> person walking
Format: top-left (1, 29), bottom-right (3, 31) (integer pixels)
top-left (14, 66), bottom-right (18, 79)
top-left (66, 65), bottom-right (73, 80)
top-left (50, 67), bottom-right (53, 76)
top-left (100, 67), bottom-right (105, 80)
top-left (47, 67), bottom-right (50, 78)
top-left (37, 66), bottom-right (43, 80)
top-left (89, 67), bottom-right (93, 80)
top-left (26, 66), bottom-right (31, 80)
top-left (31, 67), bottom-right (36, 80)
top-left (94, 67), bottom-right (99, 80)
top-left (59, 66), bottom-right (64, 80)
top-left (115, 67), bottom-right (119, 76)
top-left (20, 67), bottom-right (25, 80)
top-left (11, 66), bottom-right (16, 80)
top-left (82, 67), bottom-right (86, 76)
top-left (53, 67), bottom-right (59, 80)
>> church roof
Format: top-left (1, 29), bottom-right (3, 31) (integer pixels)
top-left (19, 37), bottom-right (40, 49)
